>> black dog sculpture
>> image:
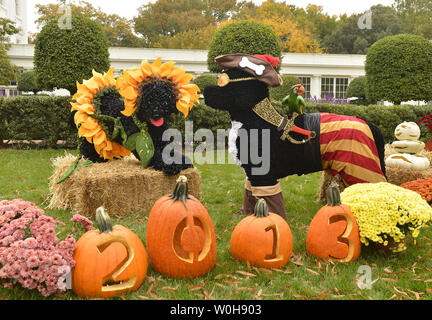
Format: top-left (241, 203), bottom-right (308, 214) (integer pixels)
top-left (204, 54), bottom-right (387, 219)
top-left (68, 61), bottom-right (199, 177)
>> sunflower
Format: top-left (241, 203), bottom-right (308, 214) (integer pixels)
top-left (71, 67), bottom-right (131, 160)
top-left (116, 57), bottom-right (200, 117)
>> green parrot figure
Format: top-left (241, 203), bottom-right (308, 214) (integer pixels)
top-left (282, 84), bottom-right (306, 114)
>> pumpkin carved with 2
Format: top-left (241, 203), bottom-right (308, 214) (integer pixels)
top-left (230, 198), bottom-right (293, 269)
top-left (146, 176), bottom-right (217, 278)
top-left (306, 182), bottom-right (361, 262)
top-left (72, 207), bottom-right (148, 298)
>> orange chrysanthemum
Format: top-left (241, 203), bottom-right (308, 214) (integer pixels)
top-left (71, 67), bottom-right (131, 160)
top-left (116, 57), bottom-right (201, 117)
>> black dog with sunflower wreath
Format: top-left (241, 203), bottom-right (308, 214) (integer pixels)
top-left (58, 58), bottom-right (200, 183)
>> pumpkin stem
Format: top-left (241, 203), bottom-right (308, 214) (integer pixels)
top-left (326, 181), bottom-right (341, 207)
top-left (96, 207), bottom-right (113, 233)
top-left (254, 198), bottom-right (270, 218)
top-left (169, 175), bottom-right (191, 208)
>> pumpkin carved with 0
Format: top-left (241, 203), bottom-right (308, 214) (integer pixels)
top-left (306, 183), bottom-right (361, 262)
top-left (230, 199), bottom-right (293, 269)
top-left (146, 176), bottom-right (217, 278)
top-left (72, 207), bottom-right (148, 298)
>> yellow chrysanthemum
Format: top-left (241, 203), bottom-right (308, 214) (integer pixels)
top-left (71, 67), bottom-right (131, 160)
top-left (116, 57), bottom-right (201, 117)
top-left (340, 182), bottom-right (432, 253)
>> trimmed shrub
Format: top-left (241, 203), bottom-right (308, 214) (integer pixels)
top-left (207, 20), bottom-right (282, 73)
top-left (192, 74), bottom-right (218, 93)
top-left (34, 14), bottom-right (110, 95)
top-left (269, 75), bottom-right (301, 102)
top-left (17, 71), bottom-right (39, 94)
top-left (346, 76), bottom-right (375, 105)
top-left (366, 34), bottom-right (432, 105)
top-left (1, 96), bottom-right (77, 148)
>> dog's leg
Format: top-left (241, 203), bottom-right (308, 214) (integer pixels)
top-left (238, 179), bottom-right (287, 220)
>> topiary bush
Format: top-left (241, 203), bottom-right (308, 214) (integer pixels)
top-left (269, 75), bottom-right (301, 102)
top-left (34, 14), bottom-right (110, 95)
top-left (17, 71), bottom-right (39, 94)
top-left (207, 20), bottom-right (282, 73)
top-left (192, 74), bottom-right (218, 93)
top-left (346, 76), bottom-right (375, 105)
top-left (365, 34), bottom-right (432, 105)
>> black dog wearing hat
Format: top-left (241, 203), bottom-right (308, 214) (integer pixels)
top-left (204, 54), bottom-right (387, 219)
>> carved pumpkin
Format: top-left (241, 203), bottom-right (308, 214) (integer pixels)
top-left (394, 122), bottom-right (421, 141)
top-left (306, 183), bottom-right (361, 262)
top-left (146, 176), bottom-right (217, 278)
top-left (72, 207), bottom-right (148, 298)
top-left (230, 199), bottom-right (293, 269)
top-left (385, 153), bottom-right (430, 170)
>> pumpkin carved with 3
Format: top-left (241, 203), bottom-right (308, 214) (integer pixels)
top-left (306, 183), bottom-right (361, 262)
top-left (230, 198), bottom-right (293, 269)
top-left (146, 176), bottom-right (217, 278)
top-left (72, 207), bottom-right (148, 298)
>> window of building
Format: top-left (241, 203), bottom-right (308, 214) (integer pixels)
top-left (321, 77), bottom-right (349, 99)
top-left (298, 76), bottom-right (311, 99)
top-left (335, 78), bottom-right (349, 99)
top-left (321, 77), bottom-right (334, 99)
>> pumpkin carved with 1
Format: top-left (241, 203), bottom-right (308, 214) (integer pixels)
top-left (230, 198), bottom-right (293, 269)
top-left (72, 207), bottom-right (148, 298)
top-left (146, 176), bottom-right (217, 278)
top-left (306, 182), bottom-right (361, 262)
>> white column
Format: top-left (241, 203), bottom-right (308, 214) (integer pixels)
top-left (310, 75), bottom-right (321, 100)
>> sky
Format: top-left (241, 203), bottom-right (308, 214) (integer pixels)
top-left (26, 0), bottom-right (396, 34)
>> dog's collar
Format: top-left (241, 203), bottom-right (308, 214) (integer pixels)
top-left (252, 98), bottom-right (316, 144)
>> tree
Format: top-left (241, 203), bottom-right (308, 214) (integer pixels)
top-left (207, 20), bottom-right (282, 73)
top-left (34, 14), bottom-right (110, 94)
top-left (393, 0), bottom-right (432, 39)
top-left (17, 71), bottom-right (39, 94)
top-left (35, 1), bottom-right (142, 47)
top-left (325, 5), bottom-right (403, 54)
top-left (154, 24), bottom-right (218, 50)
top-left (365, 34), bottom-right (432, 104)
top-left (0, 18), bottom-right (19, 85)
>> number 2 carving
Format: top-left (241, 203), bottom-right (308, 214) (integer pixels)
top-left (97, 237), bottom-right (137, 293)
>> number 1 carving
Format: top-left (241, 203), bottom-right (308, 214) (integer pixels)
top-left (264, 224), bottom-right (283, 262)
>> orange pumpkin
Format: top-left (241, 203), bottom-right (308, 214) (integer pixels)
top-left (72, 207), bottom-right (148, 298)
top-left (230, 198), bottom-right (293, 269)
top-left (306, 182), bottom-right (361, 262)
top-left (146, 176), bottom-right (217, 278)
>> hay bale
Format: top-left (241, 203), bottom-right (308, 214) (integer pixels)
top-left (47, 153), bottom-right (202, 218)
top-left (318, 144), bottom-right (432, 201)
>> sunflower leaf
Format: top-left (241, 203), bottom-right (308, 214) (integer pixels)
top-left (123, 132), bottom-right (140, 151)
top-left (136, 131), bottom-right (154, 168)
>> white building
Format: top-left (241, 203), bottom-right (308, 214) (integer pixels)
top-left (7, 44), bottom-right (365, 99)
top-left (0, 0), bottom-right (28, 44)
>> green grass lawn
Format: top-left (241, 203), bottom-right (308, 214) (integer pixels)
top-left (1, 149), bottom-right (432, 300)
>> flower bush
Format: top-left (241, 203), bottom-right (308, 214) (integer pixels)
top-left (340, 182), bottom-right (432, 253)
top-left (401, 178), bottom-right (432, 205)
top-left (0, 199), bottom-right (92, 297)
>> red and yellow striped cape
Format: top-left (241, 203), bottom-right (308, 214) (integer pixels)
top-left (319, 113), bottom-right (386, 186)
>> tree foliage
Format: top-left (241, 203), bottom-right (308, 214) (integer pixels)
top-left (35, 1), bottom-right (142, 47)
top-left (393, 0), bottom-right (432, 39)
top-left (34, 14), bottom-right (110, 94)
top-left (325, 5), bottom-right (403, 54)
top-left (365, 34), bottom-right (432, 104)
top-left (0, 18), bottom-right (19, 85)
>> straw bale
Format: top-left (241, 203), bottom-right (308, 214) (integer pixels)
top-left (47, 153), bottom-right (202, 218)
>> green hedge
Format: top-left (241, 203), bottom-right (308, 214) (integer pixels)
top-left (0, 96), bottom-right (77, 148)
top-left (1, 96), bottom-right (432, 148)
